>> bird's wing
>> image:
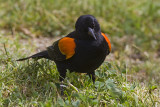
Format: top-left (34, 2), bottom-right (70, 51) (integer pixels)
top-left (101, 32), bottom-right (111, 52)
top-left (47, 37), bottom-right (76, 61)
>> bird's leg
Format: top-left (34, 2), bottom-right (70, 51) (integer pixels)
top-left (59, 72), bottom-right (66, 82)
top-left (87, 71), bottom-right (95, 83)
top-left (59, 71), bottom-right (66, 95)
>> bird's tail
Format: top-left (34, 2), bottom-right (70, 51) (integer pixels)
top-left (16, 50), bottom-right (51, 61)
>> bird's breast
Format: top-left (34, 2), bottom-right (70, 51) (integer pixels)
top-left (68, 39), bottom-right (108, 72)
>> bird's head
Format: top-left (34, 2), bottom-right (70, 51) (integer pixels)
top-left (75, 15), bottom-right (101, 40)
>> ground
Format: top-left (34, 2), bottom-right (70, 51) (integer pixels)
top-left (0, 0), bottom-right (160, 106)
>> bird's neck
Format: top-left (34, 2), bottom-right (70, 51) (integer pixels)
top-left (75, 30), bottom-right (101, 41)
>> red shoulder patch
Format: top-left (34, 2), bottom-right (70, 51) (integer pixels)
top-left (58, 37), bottom-right (76, 59)
top-left (101, 32), bottom-right (111, 52)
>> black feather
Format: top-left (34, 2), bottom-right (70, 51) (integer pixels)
top-left (16, 50), bottom-right (51, 61)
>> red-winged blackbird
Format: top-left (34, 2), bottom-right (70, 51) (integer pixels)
top-left (17, 15), bottom-right (111, 83)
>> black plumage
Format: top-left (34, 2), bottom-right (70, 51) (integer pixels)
top-left (17, 15), bottom-right (111, 83)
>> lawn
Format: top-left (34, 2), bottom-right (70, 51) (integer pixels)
top-left (0, 0), bottom-right (160, 106)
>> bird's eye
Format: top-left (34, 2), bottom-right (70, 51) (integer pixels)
top-left (90, 22), bottom-right (95, 28)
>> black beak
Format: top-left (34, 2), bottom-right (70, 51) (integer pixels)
top-left (88, 27), bottom-right (97, 40)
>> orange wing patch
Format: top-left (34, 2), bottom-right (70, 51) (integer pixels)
top-left (58, 37), bottom-right (76, 59)
top-left (101, 32), bottom-right (111, 52)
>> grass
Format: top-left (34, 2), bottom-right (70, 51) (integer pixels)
top-left (0, 0), bottom-right (160, 106)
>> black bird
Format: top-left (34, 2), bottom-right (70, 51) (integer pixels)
top-left (17, 15), bottom-right (111, 83)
